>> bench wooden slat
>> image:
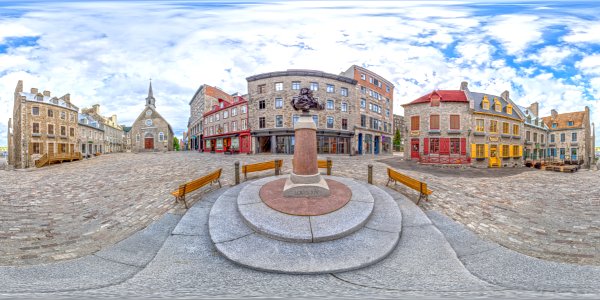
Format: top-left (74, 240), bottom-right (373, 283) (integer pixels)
top-left (387, 168), bottom-right (432, 204)
top-left (171, 169), bottom-right (222, 208)
top-left (242, 160), bottom-right (282, 179)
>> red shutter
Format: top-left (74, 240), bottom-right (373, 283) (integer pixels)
top-left (460, 138), bottom-right (466, 155)
top-left (423, 138), bottom-right (429, 155)
top-left (440, 138), bottom-right (449, 155)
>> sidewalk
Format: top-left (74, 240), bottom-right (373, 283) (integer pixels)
top-left (1, 184), bottom-right (599, 299)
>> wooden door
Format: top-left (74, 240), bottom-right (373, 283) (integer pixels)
top-left (145, 137), bottom-right (154, 149)
top-left (411, 138), bottom-right (420, 159)
top-left (489, 144), bottom-right (500, 167)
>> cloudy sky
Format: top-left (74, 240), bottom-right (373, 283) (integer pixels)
top-left (1, 0), bottom-right (599, 146)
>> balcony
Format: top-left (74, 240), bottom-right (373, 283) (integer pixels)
top-left (513, 135), bottom-right (521, 139)
top-left (447, 130), bottom-right (462, 135)
top-left (473, 131), bottom-right (486, 136)
top-left (47, 134), bottom-right (55, 138)
top-left (500, 134), bottom-right (512, 138)
top-left (32, 133), bottom-right (41, 137)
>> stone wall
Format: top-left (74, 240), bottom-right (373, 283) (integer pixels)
top-left (403, 101), bottom-right (470, 161)
top-left (470, 113), bottom-right (522, 168)
top-left (247, 72), bottom-right (356, 154)
top-left (131, 107), bottom-right (174, 152)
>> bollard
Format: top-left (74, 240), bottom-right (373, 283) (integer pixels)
top-left (326, 157), bottom-right (332, 175)
top-left (275, 159), bottom-right (282, 176)
top-left (368, 164), bottom-right (373, 184)
top-left (234, 161), bottom-right (240, 185)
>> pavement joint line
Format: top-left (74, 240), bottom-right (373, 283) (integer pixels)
top-left (214, 232), bottom-right (255, 244)
top-left (364, 225), bottom-right (400, 234)
top-left (308, 216), bottom-right (315, 243)
top-left (456, 245), bottom-right (503, 259)
top-left (92, 254), bottom-right (143, 269)
top-left (170, 233), bottom-right (201, 237)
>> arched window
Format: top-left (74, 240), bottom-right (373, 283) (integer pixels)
top-left (159, 132), bottom-right (164, 142)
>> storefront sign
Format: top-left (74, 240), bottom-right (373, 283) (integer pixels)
top-left (488, 135), bottom-right (499, 142)
top-left (410, 130), bottom-right (420, 136)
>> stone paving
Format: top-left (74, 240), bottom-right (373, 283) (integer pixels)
top-left (1, 151), bottom-right (599, 267)
top-left (381, 158), bottom-right (600, 266)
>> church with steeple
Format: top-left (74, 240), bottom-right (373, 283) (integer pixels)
top-left (129, 81), bottom-right (174, 152)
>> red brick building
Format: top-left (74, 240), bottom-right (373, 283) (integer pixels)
top-left (202, 95), bottom-right (251, 154)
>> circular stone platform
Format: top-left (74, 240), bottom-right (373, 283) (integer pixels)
top-left (208, 175), bottom-right (402, 274)
top-left (238, 176), bottom-right (374, 243)
top-left (260, 178), bottom-right (351, 216)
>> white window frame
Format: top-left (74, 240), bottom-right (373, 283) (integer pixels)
top-left (326, 99), bottom-right (334, 110)
top-left (341, 102), bottom-right (348, 112)
top-left (275, 115), bottom-right (283, 128)
top-left (326, 116), bottom-right (334, 129)
top-left (275, 98), bottom-right (283, 109)
top-left (275, 82), bottom-right (283, 91)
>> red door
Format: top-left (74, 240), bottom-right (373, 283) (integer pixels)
top-left (145, 137), bottom-right (154, 149)
top-left (241, 135), bottom-right (249, 153)
top-left (411, 138), bottom-right (420, 159)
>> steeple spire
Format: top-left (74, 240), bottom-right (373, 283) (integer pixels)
top-left (145, 79), bottom-right (155, 108)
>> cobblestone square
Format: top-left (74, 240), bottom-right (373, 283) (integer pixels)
top-left (1, 152), bottom-right (599, 267)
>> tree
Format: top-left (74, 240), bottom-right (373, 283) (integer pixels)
top-left (394, 128), bottom-right (402, 151)
top-left (173, 137), bottom-right (180, 151)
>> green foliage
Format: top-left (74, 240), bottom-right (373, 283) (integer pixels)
top-left (393, 129), bottom-right (401, 146)
top-left (173, 137), bottom-right (180, 151)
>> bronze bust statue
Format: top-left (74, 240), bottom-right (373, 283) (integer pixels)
top-left (291, 88), bottom-right (324, 113)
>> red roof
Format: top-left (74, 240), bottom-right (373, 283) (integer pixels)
top-left (405, 90), bottom-right (468, 105)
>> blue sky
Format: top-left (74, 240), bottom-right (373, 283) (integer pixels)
top-left (0, 0), bottom-right (599, 146)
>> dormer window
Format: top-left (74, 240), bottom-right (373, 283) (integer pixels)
top-left (431, 95), bottom-right (440, 107)
top-left (552, 123), bottom-right (557, 128)
top-left (482, 95), bottom-right (490, 110)
top-left (568, 121), bottom-right (574, 126)
top-left (220, 102), bottom-right (224, 109)
top-left (494, 98), bottom-right (501, 112)
top-left (506, 104), bottom-right (512, 115)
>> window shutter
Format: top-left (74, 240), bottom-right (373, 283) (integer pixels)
top-left (424, 138), bottom-right (429, 155)
top-left (440, 138), bottom-right (449, 155)
top-left (484, 144), bottom-right (489, 158)
top-left (470, 143), bottom-right (476, 158)
top-left (519, 146), bottom-right (523, 157)
top-left (460, 138), bottom-right (466, 155)
top-left (509, 145), bottom-right (513, 157)
top-left (500, 144), bottom-right (504, 157)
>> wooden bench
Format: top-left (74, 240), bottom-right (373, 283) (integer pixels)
top-left (171, 168), bottom-right (222, 208)
top-left (386, 167), bottom-right (432, 205)
top-left (317, 159), bottom-right (332, 175)
top-left (242, 160), bottom-right (282, 180)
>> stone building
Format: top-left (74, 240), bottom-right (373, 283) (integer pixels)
top-left (8, 80), bottom-right (80, 169)
top-left (402, 82), bottom-right (525, 168)
top-left (340, 65), bottom-right (394, 155)
top-left (188, 84), bottom-right (233, 152)
top-left (130, 82), bottom-right (174, 152)
top-left (202, 95), bottom-right (251, 154)
top-left (81, 104), bottom-right (124, 153)
top-left (246, 69), bottom-right (357, 155)
top-left (78, 113), bottom-right (105, 158)
top-left (464, 83), bottom-right (524, 168)
top-left (542, 107), bottom-right (593, 166)
top-left (517, 103), bottom-right (549, 161)
top-left (402, 89), bottom-right (471, 165)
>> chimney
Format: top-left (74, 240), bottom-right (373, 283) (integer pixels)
top-left (31, 88), bottom-right (38, 94)
top-left (501, 90), bottom-right (510, 101)
top-left (529, 102), bottom-right (539, 116)
top-left (460, 81), bottom-right (468, 91)
top-left (43, 90), bottom-right (51, 97)
top-left (111, 115), bottom-right (117, 123)
top-left (551, 109), bottom-right (558, 119)
top-left (92, 104), bottom-right (100, 114)
top-left (60, 93), bottom-right (71, 103)
top-left (16, 80), bottom-right (23, 93)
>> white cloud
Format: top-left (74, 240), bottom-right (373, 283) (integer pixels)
top-left (0, 1), bottom-right (598, 147)
top-left (484, 15), bottom-right (545, 55)
top-left (563, 23), bottom-right (600, 44)
top-left (576, 54), bottom-right (600, 75)
top-left (527, 45), bottom-right (574, 66)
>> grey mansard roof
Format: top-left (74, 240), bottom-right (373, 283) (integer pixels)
top-left (468, 91), bottom-right (523, 120)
